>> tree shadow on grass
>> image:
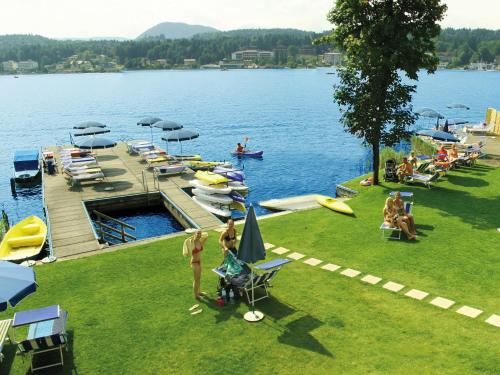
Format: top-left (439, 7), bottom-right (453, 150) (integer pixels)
top-left (445, 174), bottom-right (489, 187)
top-left (277, 315), bottom-right (334, 358)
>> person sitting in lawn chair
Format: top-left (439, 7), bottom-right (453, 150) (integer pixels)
top-left (383, 198), bottom-right (416, 240)
top-left (393, 192), bottom-right (416, 236)
top-left (397, 157), bottom-right (414, 183)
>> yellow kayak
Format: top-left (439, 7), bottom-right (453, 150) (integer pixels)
top-left (230, 201), bottom-right (247, 213)
top-left (187, 161), bottom-right (224, 168)
top-left (316, 195), bottom-right (354, 215)
top-left (194, 171), bottom-right (229, 185)
top-left (0, 216), bottom-right (47, 261)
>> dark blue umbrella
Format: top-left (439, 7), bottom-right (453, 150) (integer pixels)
top-left (138, 117), bottom-right (162, 142)
top-left (74, 121), bottom-right (107, 129)
top-left (415, 107), bottom-right (436, 115)
top-left (238, 205), bottom-right (266, 321)
top-left (0, 261), bottom-right (37, 311)
top-left (416, 129), bottom-right (459, 142)
top-left (154, 120), bottom-right (183, 131)
top-left (73, 127), bottom-right (110, 137)
top-left (73, 136), bottom-right (117, 149)
top-left (162, 130), bottom-right (199, 154)
top-left (447, 103), bottom-right (470, 110)
top-left (446, 118), bottom-right (469, 126)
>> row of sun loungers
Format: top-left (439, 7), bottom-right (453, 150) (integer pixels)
top-left (127, 140), bottom-right (187, 176)
top-left (59, 148), bottom-right (105, 186)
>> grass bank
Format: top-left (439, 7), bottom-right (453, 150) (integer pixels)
top-left (1, 164), bottom-right (499, 374)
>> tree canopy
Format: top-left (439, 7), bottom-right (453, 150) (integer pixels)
top-left (319, 0), bottom-right (447, 184)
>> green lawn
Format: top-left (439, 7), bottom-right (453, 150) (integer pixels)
top-left (1, 164), bottom-right (499, 374)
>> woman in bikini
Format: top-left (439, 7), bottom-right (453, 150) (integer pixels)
top-left (190, 230), bottom-right (208, 300)
top-left (383, 197), bottom-right (416, 240)
top-left (393, 192), bottom-right (417, 236)
top-left (219, 219), bottom-right (238, 256)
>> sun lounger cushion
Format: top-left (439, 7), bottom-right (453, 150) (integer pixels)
top-left (71, 172), bottom-right (104, 181)
top-left (7, 234), bottom-right (45, 248)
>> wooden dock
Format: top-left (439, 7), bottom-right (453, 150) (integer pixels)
top-left (43, 143), bottom-right (222, 259)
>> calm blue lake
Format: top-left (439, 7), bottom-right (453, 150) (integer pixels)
top-left (0, 69), bottom-right (499, 224)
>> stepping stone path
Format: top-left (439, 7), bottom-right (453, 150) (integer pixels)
top-left (287, 252), bottom-right (305, 260)
top-left (430, 297), bottom-right (455, 309)
top-left (405, 289), bottom-right (429, 301)
top-left (303, 258), bottom-right (322, 266)
top-left (321, 263), bottom-right (341, 272)
top-left (361, 275), bottom-right (382, 285)
top-left (340, 268), bottom-right (361, 278)
top-left (383, 281), bottom-right (405, 293)
top-left (272, 247), bottom-right (289, 255)
top-left (265, 243), bottom-right (499, 329)
top-left (456, 306), bottom-right (483, 318)
top-left (485, 314), bottom-right (500, 328)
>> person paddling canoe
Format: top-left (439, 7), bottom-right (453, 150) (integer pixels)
top-left (235, 143), bottom-right (245, 154)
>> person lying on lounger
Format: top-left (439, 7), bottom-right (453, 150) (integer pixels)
top-left (397, 157), bottom-right (414, 183)
top-left (383, 198), bottom-right (416, 240)
top-left (449, 144), bottom-right (459, 163)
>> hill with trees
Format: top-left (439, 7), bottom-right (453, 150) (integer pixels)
top-left (137, 22), bottom-right (219, 40)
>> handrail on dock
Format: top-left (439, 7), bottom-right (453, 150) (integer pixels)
top-left (41, 157), bottom-right (54, 257)
top-left (93, 210), bottom-right (136, 244)
top-left (142, 170), bottom-right (148, 192)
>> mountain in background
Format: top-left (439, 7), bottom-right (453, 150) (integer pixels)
top-left (137, 22), bottom-right (219, 40)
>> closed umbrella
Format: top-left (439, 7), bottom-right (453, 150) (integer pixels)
top-left (416, 129), bottom-right (459, 142)
top-left (237, 205), bottom-right (266, 322)
top-left (137, 117), bottom-right (162, 143)
top-left (74, 121), bottom-right (107, 129)
top-left (73, 127), bottom-right (110, 137)
top-left (447, 103), bottom-right (470, 110)
top-left (0, 260), bottom-right (37, 311)
top-left (162, 130), bottom-right (199, 155)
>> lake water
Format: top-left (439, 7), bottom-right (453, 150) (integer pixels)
top-left (0, 68), bottom-right (499, 224)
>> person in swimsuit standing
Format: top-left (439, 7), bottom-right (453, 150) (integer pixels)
top-left (189, 230), bottom-right (208, 300)
top-left (219, 219), bottom-right (238, 256)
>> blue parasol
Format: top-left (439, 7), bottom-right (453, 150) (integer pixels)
top-left (74, 121), bottom-right (107, 129)
top-left (73, 136), bottom-right (117, 149)
top-left (137, 117), bottom-right (162, 142)
top-left (0, 261), bottom-right (37, 311)
top-left (416, 129), bottom-right (459, 142)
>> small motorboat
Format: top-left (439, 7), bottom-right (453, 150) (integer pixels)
top-left (189, 179), bottom-right (232, 195)
top-left (192, 189), bottom-right (233, 204)
top-left (172, 154), bottom-right (202, 161)
top-left (194, 171), bottom-right (229, 185)
top-left (231, 150), bottom-right (263, 158)
top-left (154, 163), bottom-right (187, 176)
top-left (316, 195), bottom-right (354, 215)
top-left (13, 150), bottom-right (41, 183)
top-left (193, 197), bottom-right (231, 218)
top-left (0, 216), bottom-right (47, 261)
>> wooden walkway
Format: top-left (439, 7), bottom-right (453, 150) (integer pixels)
top-left (43, 143), bottom-right (221, 259)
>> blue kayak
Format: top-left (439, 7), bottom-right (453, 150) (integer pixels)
top-left (231, 150), bottom-right (263, 158)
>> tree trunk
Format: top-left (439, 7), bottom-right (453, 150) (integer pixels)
top-left (372, 141), bottom-right (380, 185)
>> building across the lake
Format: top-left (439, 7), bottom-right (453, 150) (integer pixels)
top-left (231, 50), bottom-right (274, 61)
top-left (2, 60), bottom-right (18, 72)
top-left (17, 60), bottom-right (39, 71)
top-left (183, 58), bottom-right (197, 66)
top-left (323, 52), bottom-right (343, 66)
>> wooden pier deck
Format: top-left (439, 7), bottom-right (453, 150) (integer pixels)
top-left (43, 143), bottom-right (222, 259)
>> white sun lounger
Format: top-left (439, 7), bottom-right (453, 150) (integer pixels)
top-left (69, 172), bottom-right (104, 186)
top-left (407, 172), bottom-right (440, 188)
top-left (0, 319), bottom-right (12, 362)
top-left (380, 223), bottom-right (402, 239)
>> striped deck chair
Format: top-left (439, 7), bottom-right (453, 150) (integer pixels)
top-left (241, 269), bottom-right (280, 305)
top-left (17, 311), bottom-right (69, 372)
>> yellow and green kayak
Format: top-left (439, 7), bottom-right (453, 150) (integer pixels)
top-left (316, 195), bottom-right (354, 215)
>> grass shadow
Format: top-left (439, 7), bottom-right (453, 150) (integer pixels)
top-left (445, 174), bottom-right (489, 187)
top-left (257, 295), bottom-right (297, 320)
top-left (277, 315), bottom-right (334, 357)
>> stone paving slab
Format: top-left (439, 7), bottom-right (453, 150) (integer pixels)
top-left (303, 258), bottom-right (322, 266)
top-left (264, 243), bottom-right (275, 250)
top-left (456, 306), bottom-right (483, 318)
top-left (272, 247), bottom-right (289, 255)
top-left (405, 289), bottom-right (429, 300)
top-left (485, 314), bottom-right (500, 328)
top-left (383, 281), bottom-right (405, 293)
top-left (361, 275), bottom-right (382, 285)
top-left (321, 263), bottom-right (341, 272)
top-left (429, 297), bottom-right (455, 309)
top-left (287, 252), bottom-right (305, 260)
top-left (340, 268), bottom-right (361, 278)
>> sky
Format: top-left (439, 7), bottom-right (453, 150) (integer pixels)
top-left (0, 0), bottom-right (498, 39)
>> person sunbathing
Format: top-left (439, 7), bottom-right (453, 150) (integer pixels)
top-left (383, 198), bottom-right (416, 240)
top-left (408, 151), bottom-right (418, 168)
top-left (219, 219), bottom-right (238, 257)
top-left (437, 145), bottom-right (448, 161)
top-left (449, 144), bottom-right (459, 162)
top-left (393, 192), bottom-right (416, 235)
top-left (183, 230), bottom-right (209, 300)
top-left (397, 157), bottom-right (414, 183)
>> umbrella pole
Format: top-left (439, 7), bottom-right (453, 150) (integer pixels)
top-left (150, 126), bottom-right (154, 144)
top-left (244, 267), bottom-right (264, 322)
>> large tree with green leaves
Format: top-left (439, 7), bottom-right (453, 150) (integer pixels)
top-left (318, 0), bottom-right (447, 184)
